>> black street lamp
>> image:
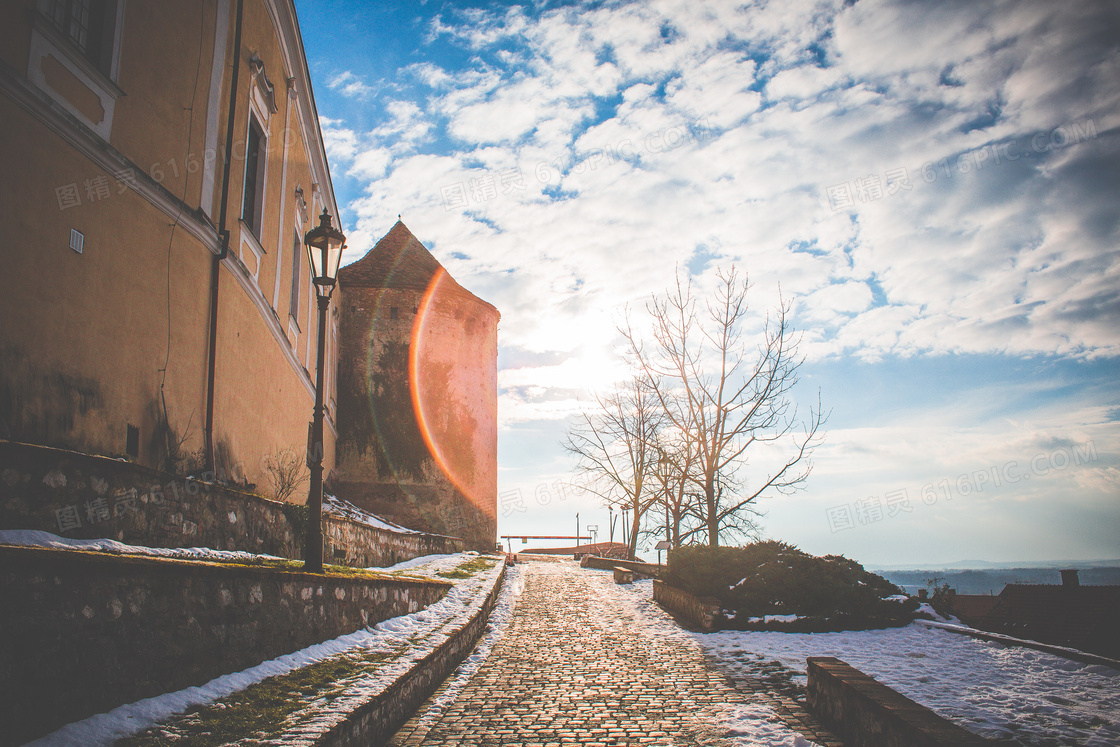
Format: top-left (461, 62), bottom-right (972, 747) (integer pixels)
top-left (302, 208), bottom-right (345, 573)
top-left (658, 451), bottom-right (671, 548)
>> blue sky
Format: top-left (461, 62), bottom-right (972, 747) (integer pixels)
top-left (295, 0), bottom-right (1120, 566)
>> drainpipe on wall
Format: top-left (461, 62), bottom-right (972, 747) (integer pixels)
top-left (204, 0), bottom-right (244, 473)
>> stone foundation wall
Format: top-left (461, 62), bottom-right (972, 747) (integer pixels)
top-left (324, 513), bottom-right (466, 567)
top-left (652, 580), bottom-right (723, 632)
top-left (0, 440), bottom-right (465, 565)
top-left (0, 544), bottom-right (452, 745)
top-left (806, 656), bottom-right (988, 747)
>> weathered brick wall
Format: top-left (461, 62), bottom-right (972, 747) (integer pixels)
top-left (0, 545), bottom-right (452, 746)
top-left (0, 440), bottom-right (465, 565)
top-left (336, 262), bottom-right (499, 552)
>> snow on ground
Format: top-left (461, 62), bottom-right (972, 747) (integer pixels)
top-left (609, 576), bottom-right (1120, 746)
top-left (397, 565), bottom-right (527, 736)
top-left (29, 552), bottom-right (505, 747)
top-left (0, 529), bottom-right (287, 563)
top-left (588, 570), bottom-right (823, 747)
top-left (380, 551), bottom-right (473, 574)
top-left (718, 702), bottom-right (819, 747)
top-left (322, 493), bottom-right (422, 534)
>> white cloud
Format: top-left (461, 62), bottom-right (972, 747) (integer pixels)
top-left (319, 117), bottom-right (358, 163)
top-left (326, 70), bottom-right (377, 99)
top-left (317, 0), bottom-right (1120, 559)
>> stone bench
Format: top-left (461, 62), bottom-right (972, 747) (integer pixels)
top-left (613, 567), bottom-right (635, 584)
top-left (807, 657), bottom-right (988, 746)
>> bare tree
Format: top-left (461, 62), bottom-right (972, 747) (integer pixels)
top-left (625, 266), bottom-right (826, 547)
top-left (262, 446), bottom-right (309, 504)
top-left (564, 375), bottom-right (662, 559)
top-left (647, 431), bottom-right (704, 549)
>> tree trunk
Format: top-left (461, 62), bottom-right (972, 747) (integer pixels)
top-left (705, 472), bottom-right (718, 546)
top-left (629, 507), bottom-right (641, 559)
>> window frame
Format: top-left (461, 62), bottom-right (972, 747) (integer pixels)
top-left (241, 112), bottom-right (268, 240)
top-left (40, 0), bottom-right (122, 80)
top-left (289, 226), bottom-right (303, 325)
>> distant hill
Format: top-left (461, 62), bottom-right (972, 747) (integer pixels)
top-left (869, 559), bottom-right (1120, 571)
top-left (877, 566), bottom-right (1120, 595)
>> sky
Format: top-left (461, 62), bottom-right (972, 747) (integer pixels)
top-left (294, 0), bottom-right (1120, 567)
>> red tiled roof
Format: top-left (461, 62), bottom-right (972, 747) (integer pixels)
top-left (338, 220), bottom-right (444, 291)
top-left (339, 221), bottom-right (498, 316)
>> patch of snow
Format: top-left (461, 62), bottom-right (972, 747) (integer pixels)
top-left (398, 565), bottom-right (527, 736)
top-left (322, 493), bottom-right (422, 534)
top-left (606, 575), bottom-right (1119, 746)
top-left (28, 553), bottom-right (505, 746)
top-left (701, 619), bottom-right (1119, 745)
top-left (883, 594), bottom-right (909, 602)
top-left (378, 552), bottom-right (475, 576)
top-left (720, 702), bottom-right (819, 746)
top-left (915, 601), bottom-right (960, 624)
top-left (0, 529), bottom-right (284, 564)
top-left (746, 614), bottom-right (803, 623)
top-left (589, 574), bottom-right (822, 746)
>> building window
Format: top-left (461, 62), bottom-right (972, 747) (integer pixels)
top-left (290, 228), bottom-right (302, 320)
top-left (242, 115), bottom-right (267, 238)
top-left (44, 0), bottom-right (118, 77)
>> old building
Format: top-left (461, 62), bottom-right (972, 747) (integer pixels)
top-left (952, 570), bottom-right (1120, 659)
top-left (335, 222), bottom-right (499, 550)
top-left (0, 1), bottom-right (499, 552)
top-left (0, 0), bottom-right (342, 487)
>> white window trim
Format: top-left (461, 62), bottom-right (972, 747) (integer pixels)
top-left (272, 82), bottom-right (298, 311)
top-left (304, 270), bottom-right (314, 371)
top-left (27, 1), bottom-right (126, 142)
top-left (200, 0), bottom-right (230, 219)
top-left (240, 109), bottom-right (269, 242)
top-left (238, 222), bottom-right (264, 282)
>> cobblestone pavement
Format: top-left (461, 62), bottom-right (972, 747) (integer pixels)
top-left (390, 559), bottom-right (841, 747)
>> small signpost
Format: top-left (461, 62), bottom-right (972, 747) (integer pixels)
top-left (654, 539), bottom-right (671, 566)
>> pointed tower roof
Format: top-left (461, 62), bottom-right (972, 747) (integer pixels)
top-left (339, 221), bottom-right (499, 317)
top-left (339, 220), bottom-right (444, 290)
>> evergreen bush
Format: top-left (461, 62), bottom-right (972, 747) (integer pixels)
top-left (665, 541), bottom-right (918, 631)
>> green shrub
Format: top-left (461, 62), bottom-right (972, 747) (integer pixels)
top-left (665, 541), bottom-right (918, 631)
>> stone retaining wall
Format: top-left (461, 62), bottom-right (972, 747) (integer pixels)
top-left (652, 579), bottom-right (723, 632)
top-left (0, 544), bottom-right (452, 745)
top-left (0, 440), bottom-right (466, 565)
top-left (324, 513), bottom-right (465, 568)
top-left (580, 554), bottom-right (662, 578)
top-left (319, 563), bottom-right (508, 746)
top-left (806, 656), bottom-right (988, 746)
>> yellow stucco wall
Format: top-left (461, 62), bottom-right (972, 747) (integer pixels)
top-left (0, 0), bottom-right (340, 499)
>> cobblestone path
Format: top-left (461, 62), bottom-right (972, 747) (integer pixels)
top-left (390, 559), bottom-right (841, 747)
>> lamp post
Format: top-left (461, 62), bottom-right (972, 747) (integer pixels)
top-left (302, 208), bottom-right (345, 573)
top-left (657, 451), bottom-right (671, 549)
